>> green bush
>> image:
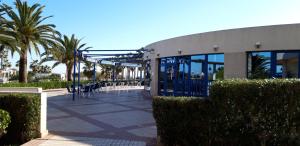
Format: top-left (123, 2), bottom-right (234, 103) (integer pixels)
top-left (0, 80), bottom-right (89, 90)
top-left (153, 96), bottom-right (213, 146)
top-left (0, 109), bottom-right (11, 138)
top-left (0, 94), bottom-right (40, 145)
top-left (210, 79), bottom-right (300, 146)
top-left (153, 79), bottom-right (300, 146)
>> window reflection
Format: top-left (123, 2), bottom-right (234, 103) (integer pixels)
top-left (159, 54), bottom-right (224, 97)
top-left (176, 56), bottom-right (190, 96)
top-left (208, 54), bottom-right (224, 81)
top-left (166, 57), bottom-right (176, 95)
top-left (276, 52), bottom-right (298, 78)
top-left (191, 55), bottom-right (205, 79)
top-left (248, 52), bottom-right (271, 79)
top-left (159, 59), bottom-right (165, 95)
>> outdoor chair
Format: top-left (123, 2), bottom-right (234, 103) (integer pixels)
top-left (120, 82), bottom-right (125, 88)
top-left (80, 85), bottom-right (93, 97)
top-left (66, 85), bottom-right (74, 96)
top-left (113, 82), bottom-right (117, 88)
top-left (137, 82), bottom-right (142, 86)
top-left (93, 82), bottom-right (102, 93)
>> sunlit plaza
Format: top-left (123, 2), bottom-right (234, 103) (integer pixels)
top-left (23, 88), bottom-right (156, 146)
top-left (1, 0), bottom-right (300, 146)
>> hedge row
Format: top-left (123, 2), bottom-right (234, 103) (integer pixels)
top-left (153, 96), bottom-right (212, 146)
top-left (0, 109), bottom-right (11, 138)
top-left (0, 94), bottom-right (40, 145)
top-left (0, 80), bottom-right (89, 90)
top-left (153, 79), bottom-right (300, 146)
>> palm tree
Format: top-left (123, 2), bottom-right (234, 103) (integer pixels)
top-left (0, 7), bottom-right (18, 57)
top-left (115, 66), bottom-right (125, 80)
top-left (0, 0), bottom-right (58, 83)
top-left (99, 64), bottom-right (112, 81)
top-left (82, 60), bottom-right (94, 80)
top-left (40, 34), bottom-right (91, 81)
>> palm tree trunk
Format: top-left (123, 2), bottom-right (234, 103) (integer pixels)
top-left (19, 50), bottom-right (28, 83)
top-left (67, 65), bottom-right (73, 81)
top-left (133, 68), bottom-right (136, 80)
top-left (121, 68), bottom-right (124, 80)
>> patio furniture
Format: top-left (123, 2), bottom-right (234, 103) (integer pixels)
top-left (137, 82), bottom-right (142, 86)
top-left (80, 85), bottom-right (93, 97)
top-left (120, 82), bottom-right (125, 88)
top-left (113, 82), bottom-right (117, 88)
top-left (93, 82), bottom-right (102, 93)
top-left (66, 85), bottom-right (74, 96)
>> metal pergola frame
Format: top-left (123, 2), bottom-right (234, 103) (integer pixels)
top-left (72, 48), bottom-right (145, 100)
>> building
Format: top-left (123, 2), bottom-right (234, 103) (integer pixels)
top-left (144, 23), bottom-right (300, 97)
top-left (0, 68), bottom-right (17, 83)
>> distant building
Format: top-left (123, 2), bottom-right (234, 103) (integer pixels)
top-left (0, 68), bottom-right (17, 83)
top-left (60, 73), bottom-right (66, 81)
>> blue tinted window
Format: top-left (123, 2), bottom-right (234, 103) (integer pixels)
top-left (248, 52), bottom-right (271, 79)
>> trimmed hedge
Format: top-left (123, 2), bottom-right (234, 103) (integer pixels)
top-left (0, 94), bottom-right (40, 145)
top-left (153, 79), bottom-right (300, 146)
top-left (0, 109), bottom-right (11, 138)
top-left (210, 79), bottom-right (300, 146)
top-left (0, 80), bottom-right (89, 90)
top-left (153, 96), bottom-right (213, 146)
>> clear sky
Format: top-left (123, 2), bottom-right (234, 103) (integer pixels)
top-left (2, 0), bottom-right (300, 73)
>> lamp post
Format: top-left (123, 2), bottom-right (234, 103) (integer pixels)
top-left (72, 48), bottom-right (77, 101)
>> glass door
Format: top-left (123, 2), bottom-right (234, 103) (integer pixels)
top-left (164, 57), bottom-right (176, 96)
top-left (190, 55), bottom-right (207, 96)
top-left (158, 59), bottom-right (166, 95)
top-left (175, 56), bottom-right (191, 96)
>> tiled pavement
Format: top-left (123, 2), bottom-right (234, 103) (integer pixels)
top-left (24, 88), bottom-right (157, 146)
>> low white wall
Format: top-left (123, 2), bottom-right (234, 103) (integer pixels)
top-left (0, 87), bottom-right (48, 138)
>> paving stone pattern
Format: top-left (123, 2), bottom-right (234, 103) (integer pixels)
top-left (26, 89), bottom-right (157, 146)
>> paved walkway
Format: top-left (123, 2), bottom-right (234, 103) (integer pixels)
top-left (24, 88), bottom-right (156, 146)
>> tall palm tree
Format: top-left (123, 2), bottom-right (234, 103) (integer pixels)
top-left (82, 60), bottom-right (94, 80)
top-left (0, 0), bottom-right (58, 83)
top-left (115, 65), bottom-right (125, 80)
top-left (40, 34), bottom-right (91, 81)
top-left (0, 6), bottom-right (18, 56)
top-left (99, 64), bottom-right (112, 81)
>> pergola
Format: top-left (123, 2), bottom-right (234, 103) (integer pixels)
top-left (72, 48), bottom-right (147, 100)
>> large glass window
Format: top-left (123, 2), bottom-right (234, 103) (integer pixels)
top-left (190, 55), bottom-right (206, 96)
top-left (248, 51), bottom-right (299, 79)
top-left (208, 54), bottom-right (224, 81)
top-left (175, 56), bottom-right (191, 96)
top-left (159, 54), bottom-right (224, 97)
top-left (177, 57), bottom-right (190, 80)
top-left (276, 52), bottom-right (298, 78)
top-left (191, 55), bottom-right (205, 79)
top-left (159, 59), bottom-right (165, 95)
top-left (247, 52), bottom-right (271, 79)
top-left (165, 57), bottom-right (176, 95)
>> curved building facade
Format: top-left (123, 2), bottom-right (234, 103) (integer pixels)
top-left (144, 23), bottom-right (300, 96)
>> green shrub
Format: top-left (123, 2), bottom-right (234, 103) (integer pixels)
top-left (210, 79), bottom-right (300, 146)
top-left (153, 96), bottom-right (213, 146)
top-left (0, 80), bottom-right (89, 90)
top-left (0, 94), bottom-right (40, 145)
top-left (153, 79), bottom-right (300, 146)
top-left (0, 109), bottom-right (11, 138)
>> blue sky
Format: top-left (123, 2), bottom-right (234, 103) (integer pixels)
top-left (3, 0), bottom-right (300, 73)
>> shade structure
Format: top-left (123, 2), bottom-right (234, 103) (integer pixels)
top-left (72, 48), bottom-right (147, 100)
